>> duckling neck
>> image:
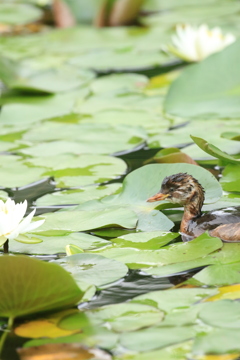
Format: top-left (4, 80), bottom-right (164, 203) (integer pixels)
top-left (180, 192), bottom-right (204, 235)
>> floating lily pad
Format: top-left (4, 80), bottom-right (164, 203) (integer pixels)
top-left (82, 109), bottom-right (170, 135)
top-left (145, 242), bottom-right (240, 277)
top-left (75, 91), bottom-right (163, 116)
top-left (90, 73), bottom-right (149, 95)
top-left (22, 122), bottom-right (147, 155)
top-left (144, 3), bottom-right (240, 31)
top-left (193, 328), bottom-right (240, 354)
top-left (193, 263), bottom-right (240, 286)
top-left (93, 235), bottom-right (222, 269)
top-left (0, 155), bottom-right (45, 188)
top-left (69, 49), bottom-right (168, 71)
top-left (149, 119), bottom-right (240, 160)
top-left (165, 40), bottom-right (240, 118)
top-left (0, 57), bottom-right (95, 93)
top-left (202, 193), bottom-right (240, 212)
top-left (198, 300), bottom-right (240, 329)
top-left (23, 326), bottom-right (118, 350)
top-left (0, 90), bottom-right (88, 126)
top-left (36, 184), bottom-right (122, 206)
top-left (60, 302), bottom-right (164, 333)
top-left (116, 341), bottom-right (192, 360)
top-left (34, 207), bottom-right (137, 235)
top-left (0, 3), bottom-right (42, 25)
top-left (25, 154), bottom-right (127, 187)
top-left (220, 164), bottom-right (240, 192)
top-left (133, 287), bottom-right (217, 312)
top-left (112, 231), bottom-right (179, 250)
top-left (53, 253), bottom-right (128, 287)
top-left (10, 232), bottom-right (110, 255)
top-left (120, 326), bottom-right (195, 352)
top-left (0, 255), bottom-right (83, 319)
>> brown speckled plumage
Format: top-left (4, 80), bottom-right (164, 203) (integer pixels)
top-left (147, 173), bottom-right (240, 242)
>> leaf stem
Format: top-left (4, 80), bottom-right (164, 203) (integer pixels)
top-left (0, 317), bottom-right (14, 356)
top-left (3, 240), bottom-right (8, 254)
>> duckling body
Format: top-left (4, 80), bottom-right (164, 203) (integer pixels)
top-left (147, 173), bottom-right (240, 242)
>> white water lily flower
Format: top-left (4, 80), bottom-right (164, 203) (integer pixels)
top-left (168, 24), bottom-right (236, 62)
top-left (0, 198), bottom-right (45, 246)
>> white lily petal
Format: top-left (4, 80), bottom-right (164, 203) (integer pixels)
top-left (21, 219), bottom-right (45, 233)
top-left (0, 198), bottom-right (45, 244)
top-left (169, 23), bottom-right (236, 62)
top-left (0, 236), bottom-right (8, 247)
top-left (11, 200), bottom-right (28, 230)
top-left (7, 229), bottom-right (21, 240)
top-left (15, 208), bottom-right (36, 234)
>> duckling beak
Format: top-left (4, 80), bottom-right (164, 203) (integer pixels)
top-left (147, 193), bottom-right (169, 202)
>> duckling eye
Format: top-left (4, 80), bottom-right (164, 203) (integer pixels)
top-left (169, 187), bottom-right (174, 192)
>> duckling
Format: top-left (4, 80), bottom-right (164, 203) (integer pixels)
top-left (147, 173), bottom-right (240, 242)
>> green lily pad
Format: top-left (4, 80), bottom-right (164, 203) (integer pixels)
top-left (0, 57), bottom-right (95, 93)
top-left (145, 242), bottom-right (240, 277)
top-left (191, 135), bottom-right (240, 164)
top-left (158, 305), bottom-right (203, 327)
top-left (120, 326), bottom-right (195, 352)
top-left (36, 184), bottom-right (122, 206)
top-left (193, 263), bottom-right (240, 286)
top-left (165, 39), bottom-right (240, 118)
top-left (23, 327), bottom-right (118, 350)
top-left (198, 300), bottom-right (240, 329)
top-left (81, 109), bottom-right (170, 136)
top-left (0, 90), bottom-right (88, 126)
top-left (112, 231), bottom-right (179, 250)
top-left (25, 154), bottom-right (127, 187)
top-left (0, 255), bottom-right (83, 319)
top-left (69, 49), bottom-right (168, 71)
top-left (149, 119), bottom-right (240, 160)
top-left (10, 232), bottom-right (110, 255)
top-left (143, 0), bottom-right (218, 12)
top-left (133, 287), bottom-right (217, 312)
top-left (34, 207), bottom-right (138, 235)
top-left (143, 0), bottom-right (240, 25)
top-left (93, 235), bottom-right (222, 269)
top-left (193, 328), bottom-right (240, 354)
top-left (0, 3), bottom-right (42, 25)
top-left (60, 302), bottom-right (164, 333)
top-left (0, 153), bottom-right (126, 189)
top-left (90, 303), bottom-right (164, 332)
top-left (0, 155), bottom-right (45, 188)
top-left (220, 164), bottom-right (240, 192)
top-left (202, 193), bottom-right (240, 212)
top-left (115, 341), bottom-right (192, 360)
top-left (90, 73), bottom-right (149, 94)
top-left (53, 253), bottom-right (128, 287)
top-left (21, 122), bottom-right (147, 155)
